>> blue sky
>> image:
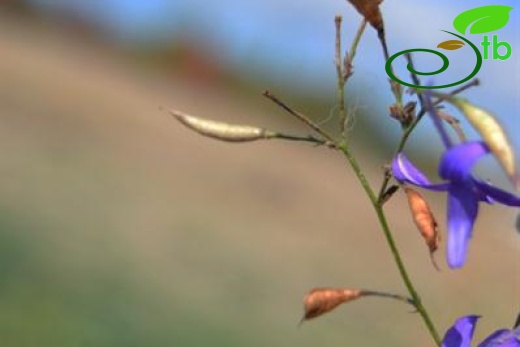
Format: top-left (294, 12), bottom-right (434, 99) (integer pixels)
top-left (28, 0), bottom-right (519, 182)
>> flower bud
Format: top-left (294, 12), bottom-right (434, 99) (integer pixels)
top-left (404, 187), bottom-right (441, 270)
top-left (451, 98), bottom-right (516, 182)
top-left (171, 110), bottom-right (276, 142)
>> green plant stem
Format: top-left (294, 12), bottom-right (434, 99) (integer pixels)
top-left (344, 19), bottom-right (367, 82)
top-left (273, 133), bottom-right (334, 147)
top-left (329, 21), bottom-right (440, 345)
top-left (267, 27), bottom-right (443, 346)
top-left (337, 141), bottom-right (442, 346)
top-left (264, 90), bottom-right (442, 344)
top-left (334, 15), bottom-right (347, 134)
top-left (336, 17), bottom-right (367, 136)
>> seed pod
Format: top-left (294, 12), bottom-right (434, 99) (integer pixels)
top-left (300, 287), bottom-right (414, 325)
top-left (345, 0), bottom-right (384, 32)
top-left (345, 0), bottom-right (388, 60)
top-left (451, 98), bottom-right (516, 182)
top-left (171, 110), bottom-right (276, 142)
top-left (404, 187), bottom-right (441, 270)
top-left (301, 288), bottom-right (362, 323)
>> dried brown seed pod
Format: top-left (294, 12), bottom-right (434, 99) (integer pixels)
top-left (300, 287), bottom-right (414, 325)
top-left (346, 0), bottom-right (384, 31)
top-left (171, 110), bottom-right (275, 142)
top-left (404, 187), bottom-right (441, 270)
top-left (301, 288), bottom-right (362, 322)
top-left (345, 0), bottom-right (388, 59)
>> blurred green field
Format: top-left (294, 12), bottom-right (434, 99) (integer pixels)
top-left (0, 9), bottom-right (518, 347)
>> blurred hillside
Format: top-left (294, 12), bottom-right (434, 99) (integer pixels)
top-left (0, 4), bottom-right (518, 347)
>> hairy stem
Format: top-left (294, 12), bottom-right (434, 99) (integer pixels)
top-left (335, 15), bottom-right (347, 134)
top-left (335, 17), bottom-right (367, 136)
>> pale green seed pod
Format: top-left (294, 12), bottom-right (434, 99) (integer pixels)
top-left (451, 98), bottom-right (516, 181)
top-left (171, 110), bottom-right (276, 142)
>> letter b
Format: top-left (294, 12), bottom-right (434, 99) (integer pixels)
top-left (492, 35), bottom-right (512, 60)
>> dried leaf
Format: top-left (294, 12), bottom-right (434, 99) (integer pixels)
top-left (171, 110), bottom-right (275, 142)
top-left (404, 187), bottom-right (441, 270)
top-left (301, 288), bottom-right (362, 322)
top-left (437, 40), bottom-right (465, 51)
top-left (453, 5), bottom-right (513, 35)
top-left (451, 98), bottom-right (517, 182)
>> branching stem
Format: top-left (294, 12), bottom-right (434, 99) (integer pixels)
top-left (263, 90), bottom-right (335, 142)
top-left (266, 18), bottom-right (444, 347)
top-left (336, 142), bottom-right (442, 346)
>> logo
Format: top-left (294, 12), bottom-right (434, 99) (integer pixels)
top-left (385, 5), bottom-right (513, 89)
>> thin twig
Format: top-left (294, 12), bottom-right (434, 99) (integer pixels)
top-left (425, 92), bottom-right (454, 148)
top-left (436, 111), bottom-right (466, 143)
top-left (409, 78), bottom-right (481, 107)
top-left (361, 289), bottom-right (415, 306)
top-left (405, 54), bottom-right (421, 87)
top-left (336, 17), bottom-right (368, 136)
top-left (447, 78), bottom-right (480, 97)
top-left (343, 19), bottom-right (368, 83)
top-left (335, 15), bottom-right (348, 135)
top-left (405, 53), bottom-right (426, 107)
top-left (263, 90), bottom-right (335, 142)
top-left (377, 53), bottom-right (425, 200)
top-left (381, 27), bottom-right (403, 106)
top-left (378, 27), bottom-right (390, 62)
top-left (273, 133), bottom-right (336, 148)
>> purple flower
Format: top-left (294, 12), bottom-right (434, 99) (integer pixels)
top-left (442, 315), bottom-right (520, 347)
top-left (392, 141), bottom-right (520, 269)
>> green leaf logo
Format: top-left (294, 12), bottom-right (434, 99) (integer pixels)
top-left (437, 40), bottom-right (465, 50)
top-left (453, 5), bottom-right (513, 35)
